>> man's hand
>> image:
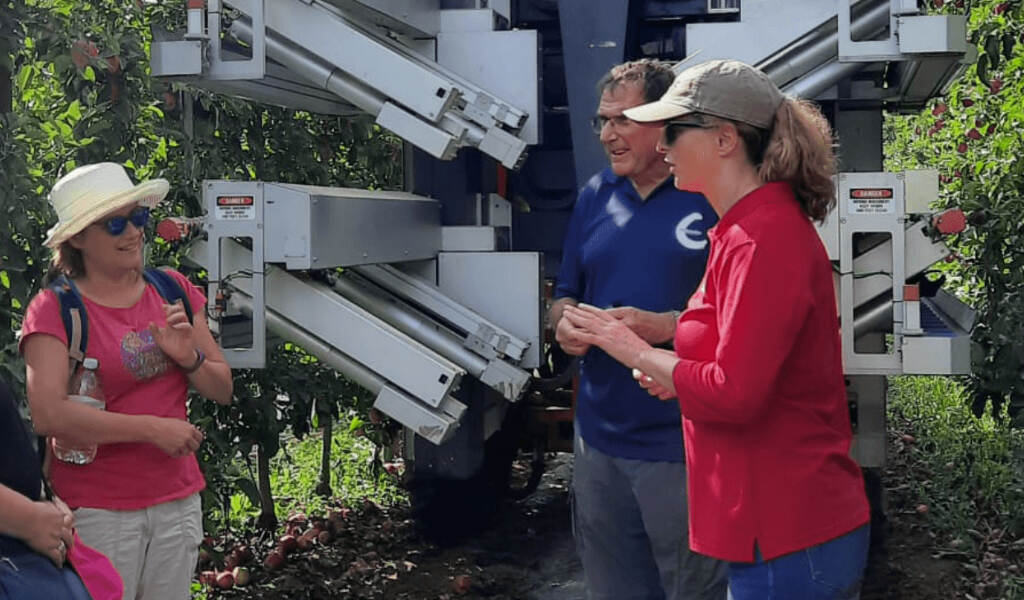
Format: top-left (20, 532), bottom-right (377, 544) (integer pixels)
top-left (605, 306), bottom-right (678, 345)
top-left (555, 312), bottom-right (591, 356)
top-left (549, 298), bottom-right (590, 356)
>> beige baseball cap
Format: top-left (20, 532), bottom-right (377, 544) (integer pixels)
top-left (623, 59), bottom-right (784, 129)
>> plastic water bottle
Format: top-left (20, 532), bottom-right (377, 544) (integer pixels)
top-left (52, 357), bottom-right (105, 465)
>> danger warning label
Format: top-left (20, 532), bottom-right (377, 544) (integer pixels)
top-left (848, 188), bottom-right (894, 214)
top-left (215, 196), bottom-right (255, 220)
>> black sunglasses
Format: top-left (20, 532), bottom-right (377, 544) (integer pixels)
top-left (662, 118), bottom-right (715, 146)
top-left (95, 206), bottom-right (150, 236)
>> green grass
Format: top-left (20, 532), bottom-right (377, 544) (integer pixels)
top-left (888, 376), bottom-right (1024, 597)
top-left (209, 418), bottom-right (407, 534)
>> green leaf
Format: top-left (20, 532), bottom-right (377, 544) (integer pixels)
top-left (82, 66), bottom-right (95, 82)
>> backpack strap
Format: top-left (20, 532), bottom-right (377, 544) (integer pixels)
top-left (48, 274), bottom-right (88, 374)
top-left (143, 267), bottom-right (194, 324)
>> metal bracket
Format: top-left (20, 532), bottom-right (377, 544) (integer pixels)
top-left (204, 181), bottom-right (267, 368)
top-left (837, 0), bottom-right (900, 62)
top-left (838, 172), bottom-right (907, 375)
top-left (208, 0), bottom-right (267, 79)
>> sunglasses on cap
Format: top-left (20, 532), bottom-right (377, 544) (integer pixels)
top-left (662, 117), bottom-right (716, 147)
top-left (94, 206), bottom-right (151, 236)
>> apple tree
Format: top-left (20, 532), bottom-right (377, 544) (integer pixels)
top-left (886, 0), bottom-right (1024, 419)
top-left (2, 0), bottom-right (403, 530)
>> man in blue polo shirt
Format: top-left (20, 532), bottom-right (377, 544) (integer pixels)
top-left (549, 60), bottom-right (726, 600)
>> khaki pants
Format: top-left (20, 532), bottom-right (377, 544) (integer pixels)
top-left (572, 433), bottom-right (728, 600)
top-left (73, 493), bottom-right (202, 600)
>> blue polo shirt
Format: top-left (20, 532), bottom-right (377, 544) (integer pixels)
top-left (555, 168), bottom-right (716, 462)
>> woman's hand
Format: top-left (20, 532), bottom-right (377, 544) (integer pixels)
top-left (25, 500), bottom-right (74, 568)
top-left (605, 306), bottom-right (677, 345)
top-left (149, 300), bottom-right (197, 368)
top-left (633, 368), bottom-right (676, 401)
top-left (561, 304), bottom-right (652, 369)
top-left (148, 416), bottom-right (204, 458)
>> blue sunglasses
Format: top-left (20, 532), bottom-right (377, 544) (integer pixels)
top-left (95, 206), bottom-right (150, 236)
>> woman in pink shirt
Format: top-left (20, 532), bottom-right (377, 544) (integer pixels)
top-left (562, 60), bottom-right (870, 599)
top-left (20, 163), bottom-right (233, 599)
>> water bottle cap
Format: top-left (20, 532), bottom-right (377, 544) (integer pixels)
top-left (82, 357), bottom-right (99, 370)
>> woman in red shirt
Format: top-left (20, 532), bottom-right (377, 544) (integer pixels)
top-left (562, 60), bottom-right (870, 599)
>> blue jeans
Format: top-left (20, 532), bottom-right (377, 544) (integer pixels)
top-left (728, 524), bottom-right (869, 600)
top-left (0, 549), bottom-right (93, 600)
top-left (572, 433), bottom-right (728, 600)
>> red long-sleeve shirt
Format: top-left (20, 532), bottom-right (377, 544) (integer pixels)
top-left (672, 182), bottom-right (869, 562)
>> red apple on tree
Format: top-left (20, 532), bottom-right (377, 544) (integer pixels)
top-left (70, 40), bottom-right (98, 70)
top-left (105, 55), bottom-right (121, 74)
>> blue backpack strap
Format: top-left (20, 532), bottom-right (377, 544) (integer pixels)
top-left (143, 267), bottom-right (194, 324)
top-left (48, 275), bottom-right (88, 372)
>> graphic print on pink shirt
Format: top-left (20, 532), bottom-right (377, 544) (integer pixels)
top-left (120, 329), bottom-right (171, 380)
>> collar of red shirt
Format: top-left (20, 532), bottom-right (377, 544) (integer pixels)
top-left (709, 181), bottom-right (795, 239)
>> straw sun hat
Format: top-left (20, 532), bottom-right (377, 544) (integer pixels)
top-left (44, 162), bottom-right (169, 248)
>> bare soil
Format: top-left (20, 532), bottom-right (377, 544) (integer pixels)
top-left (202, 452), bottom-right (975, 600)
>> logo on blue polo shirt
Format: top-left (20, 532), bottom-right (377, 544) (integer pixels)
top-left (675, 212), bottom-right (707, 250)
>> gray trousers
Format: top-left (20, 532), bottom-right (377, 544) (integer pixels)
top-left (572, 433), bottom-right (727, 600)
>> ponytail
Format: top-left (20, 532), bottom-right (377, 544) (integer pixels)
top-left (758, 98), bottom-right (837, 223)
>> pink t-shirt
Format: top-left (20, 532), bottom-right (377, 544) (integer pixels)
top-left (20, 269), bottom-right (206, 510)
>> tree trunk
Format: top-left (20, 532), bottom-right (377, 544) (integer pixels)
top-left (0, 32), bottom-right (11, 114)
top-left (315, 417), bottom-right (333, 498)
top-left (255, 444), bottom-right (278, 531)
